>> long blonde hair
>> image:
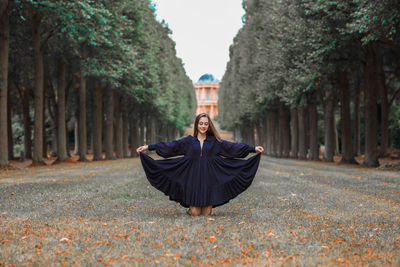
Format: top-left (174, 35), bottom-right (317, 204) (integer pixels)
top-left (193, 113), bottom-right (221, 141)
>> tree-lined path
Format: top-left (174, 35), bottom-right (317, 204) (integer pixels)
top-left (1, 0), bottom-right (400, 265)
top-left (1, 156), bottom-right (399, 265)
top-left (2, 1), bottom-right (400, 170)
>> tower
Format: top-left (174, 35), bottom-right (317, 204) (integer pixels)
top-left (194, 74), bottom-right (219, 120)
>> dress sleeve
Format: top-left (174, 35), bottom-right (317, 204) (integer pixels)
top-left (148, 136), bottom-right (189, 158)
top-left (218, 140), bottom-right (256, 158)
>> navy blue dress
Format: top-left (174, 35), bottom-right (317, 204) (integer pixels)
top-left (139, 134), bottom-right (261, 208)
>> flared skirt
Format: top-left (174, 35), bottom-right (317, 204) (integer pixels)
top-left (139, 153), bottom-right (261, 208)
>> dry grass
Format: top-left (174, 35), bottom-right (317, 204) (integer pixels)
top-left (1, 155), bottom-right (399, 266)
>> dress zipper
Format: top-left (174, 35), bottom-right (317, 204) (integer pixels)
top-left (200, 140), bottom-right (204, 157)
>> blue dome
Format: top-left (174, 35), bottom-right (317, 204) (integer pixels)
top-left (198, 74), bottom-right (217, 83)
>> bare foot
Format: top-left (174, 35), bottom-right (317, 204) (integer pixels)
top-left (188, 206), bottom-right (201, 216)
top-left (201, 206), bottom-right (212, 216)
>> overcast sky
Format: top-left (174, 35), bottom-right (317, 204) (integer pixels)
top-left (151, 0), bottom-right (245, 83)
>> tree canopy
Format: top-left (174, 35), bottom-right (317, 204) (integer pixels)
top-left (0, 0), bottom-right (197, 167)
top-left (219, 0), bottom-right (400, 166)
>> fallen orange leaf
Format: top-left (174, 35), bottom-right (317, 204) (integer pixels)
top-left (209, 236), bottom-right (217, 242)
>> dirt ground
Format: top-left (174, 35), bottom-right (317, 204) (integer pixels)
top-left (1, 154), bottom-right (399, 266)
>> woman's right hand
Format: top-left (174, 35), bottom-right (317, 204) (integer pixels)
top-left (136, 145), bottom-right (149, 154)
top-left (255, 146), bottom-right (264, 153)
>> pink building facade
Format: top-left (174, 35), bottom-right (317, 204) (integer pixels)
top-left (194, 80), bottom-right (219, 120)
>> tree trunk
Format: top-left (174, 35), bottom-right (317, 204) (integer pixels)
top-left (46, 83), bottom-right (57, 158)
top-left (290, 107), bottom-right (298, 158)
top-left (305, 108), bottom-right (310, 156)
top-left (92, 81), bottom-right (103, 160)
top-left (57, 59), bottom-right (68, 161)
top-left (130, 117), bottom-right (138, 157)
top-left (377, 48), bottom-right (389, 157)
top-left (145, 115), bottom-right (151, 144)
top-left (239, 126), bottom-right (246, 144)
top-left (251, 124), bottom-right (256, 145)
top-left (78, 67), bottom-right (87, 161)
top-left (42, 92), bottom-right (50, 159)
top-left (353, 73), bottom-right (361, 157)
top-left (114, 94), bottom-right (123, 158)
top-left (339, 70), bottom-right (357, 164)
top-left (261, 114), bottom-right (267, 151)
top-left (170, 127), bottom-right (175, 140)
top-left (248, 125), bottom-right (253, 144)
top-left (175, 128), bottom-right (179, 139)
top-left (0, 0), bottom-right (9, 167)
top-left (122, 99), bottom-right (129, 157)
top-left (283, 106), bottom-right (290, 157)
top-left (363, 43), bottom-right (379, 167)
top-left (162, 123), bottom-right (168, 141)
top-left (273, 112), bottom-right (279, 156)
top-left (150, 117), bottom-right (157, 144)
top-left (42, 92), bottom-right (47, 158)
top-left (265, 111), bottom-right (271, 155)
top-left (139, 116), bottom-right (145, 146)
top-left (278, 103), bottom-right (290, 157)
top-left (89, 130), bottom-right (93, 155)
top-left (50, 126), bottom-right (57, 157)
top-left (260, 118), bottom-right (266, 149)
top-left (243, 125), bottom-right (251, 144)
top-left (308, 103), bottom-right (319, 161)
top-left (104, 90), bottom-right (115, 160)
top-left (255, 118), bottom-right (262, 149)
top-left (32, 13), bottom-right (45, 164)
top-left (156, 121), bottom-right (162, 142)
top-left (268, 111), bottom-right (277, 157)
top-left (323, 90), bottom-right (335, 162)
top-left (66, 121), bottom-right (70, 157)
top-left (22, 88), bottom-right (32, 159)
top-left (334, 114), bottom-right (339, 155)
top-left (65, 82), bottom-right (71, 157)
top-left (74, 109), bottom-right (79, 154)
top-left (167, 123), bottom-right (173, 141)
top-left (7, 88), bottom-right (13, 159)
top-left (298, 106), bottom-right (307, 159)
top-left (242, 124), bottom-right (253, 145)
top-left (278, 104), bottom-right (284, 157)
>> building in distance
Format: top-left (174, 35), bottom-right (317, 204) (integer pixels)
top-left (194, 74), bottom-right (219, 120)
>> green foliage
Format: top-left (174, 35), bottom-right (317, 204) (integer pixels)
top-left (219, 0), bottom-right (400, 143)
top-left (346, 0), bottom-right (399, 45)
top-left (10, 0), bottom-right (196, 130)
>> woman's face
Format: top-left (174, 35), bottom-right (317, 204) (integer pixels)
top-left (197, 116), bottom-right (209, 135)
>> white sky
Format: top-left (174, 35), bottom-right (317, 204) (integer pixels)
top-left (151, 0), bottom-right (245, 83)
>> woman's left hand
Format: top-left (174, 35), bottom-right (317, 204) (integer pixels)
top-left (255, 146), bottom-right (264, 153)
top-left (136, 145), bottom-right (149, 154)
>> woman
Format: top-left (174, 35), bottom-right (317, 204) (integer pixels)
top-left (137, 113), bottom-right (264, 216)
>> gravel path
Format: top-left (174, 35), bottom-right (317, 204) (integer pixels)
top-left (0, 155), bottom-right (399, 266)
